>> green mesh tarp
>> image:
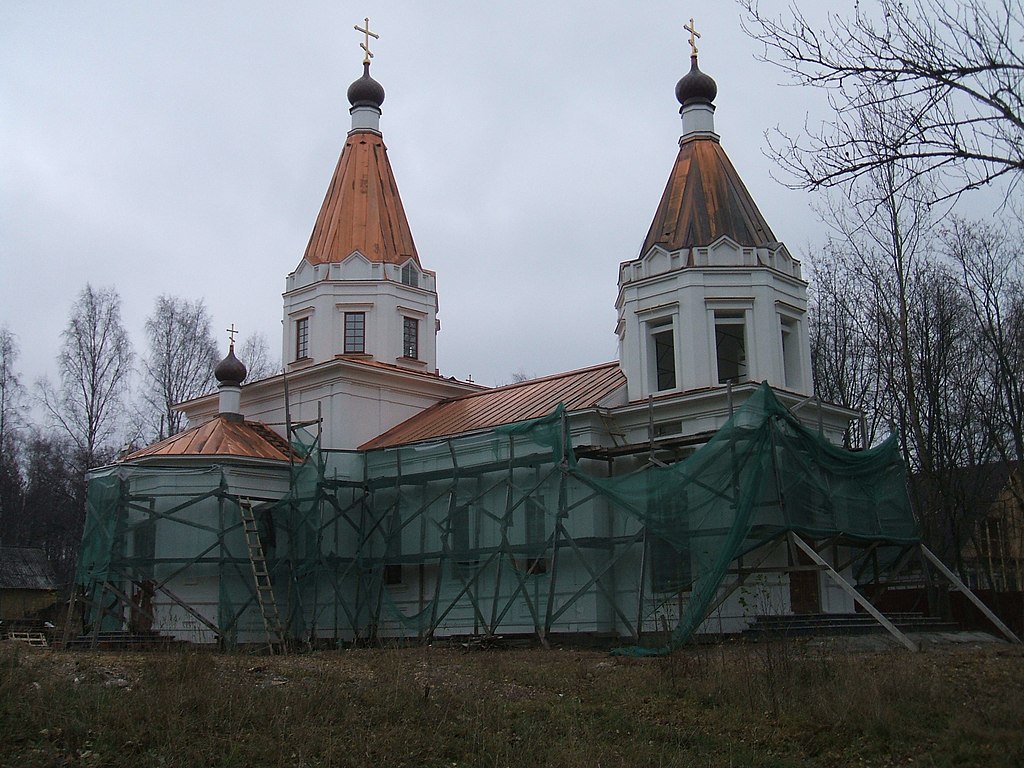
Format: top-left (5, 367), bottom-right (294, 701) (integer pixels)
top-left (77, 383), bottom-right (917, 651)
top-left (587, 383), bottom-right (917, 654)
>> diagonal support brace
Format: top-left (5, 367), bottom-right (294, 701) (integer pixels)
top-left (790, 533), bottom-right (918, 652)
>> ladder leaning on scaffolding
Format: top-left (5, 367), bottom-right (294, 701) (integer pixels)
top-left (239, 498), bottom-right (287, 654)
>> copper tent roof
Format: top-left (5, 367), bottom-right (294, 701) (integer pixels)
top-left (359, 362), bottom-right (626, 450)
top-left (639, 137), bottom-right (777, 256)
top-left (122, 415), bottom-right (298, 463)
top-left (302, 129), bottom-right (420, 267)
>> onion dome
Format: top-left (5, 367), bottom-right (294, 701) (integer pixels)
top-left (676, 55), bottom-right (717, 105)
top-left (214, 343), bottom-right (247, 387)
top-left (347, 62), bottom-right (385, 109)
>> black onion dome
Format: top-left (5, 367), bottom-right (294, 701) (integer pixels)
top-left (215, 344), bottom-right (247, 387)
top-left (675, 55), bottom-right (717, 105)
top-left (347, 62), bottom-right (385, 108)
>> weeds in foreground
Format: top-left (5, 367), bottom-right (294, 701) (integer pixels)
top-left (1, 642), bottom-right (1022, 767)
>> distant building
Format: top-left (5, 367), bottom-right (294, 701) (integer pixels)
top-left (958, 463), bottom-right (1023, 591)
top-left (0, 547), bottom-right (59, 622)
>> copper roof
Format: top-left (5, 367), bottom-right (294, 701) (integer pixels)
top-left (359, 362), bottom-right (626, 450)
top-left (302, 129), bottom-right (420, 267)
top-left (639, 137), bottom-right (777, 256)
top-left (122, 416), bottom-right (298, 463)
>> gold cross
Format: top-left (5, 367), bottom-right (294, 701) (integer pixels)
top-left (226, 323), bottom-right (238, 345)
top-left (354, 17), bottom-right (379, 64)
top-left (684, 17), bottom-right (701, 56)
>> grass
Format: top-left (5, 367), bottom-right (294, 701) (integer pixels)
top-left (1, 638), bottom-right (1022, 767)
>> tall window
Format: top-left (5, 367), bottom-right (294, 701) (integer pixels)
top-left (344, 312), bottom-right (365, 354)
top-left (451, 504), bottom-right (476, 568)
top-left (647, 318), bottom-right (676, 392)
top-left (402, 317), bottom-right (418, 359)
top-left (649, 488), bottom-right (691, 592)
top-left (523, 497), bottom-right (548, 574)
top-left (654, 328), bottom-right (676, 390)
top-left (384, 507), bottom-right (403, 586)
top-left (295, 317), bottom-right (309, 360)
top-left (401, 264), bottom-right (419, 288)
top-left (714, 312), bottom-right (746, 383)
top-left (780, 317), bottom-right (801, 389)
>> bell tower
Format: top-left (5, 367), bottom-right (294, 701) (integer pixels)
top-left (283, 25), bottom-right (439, 375)
top-left (616, 23), bottom-right (812, 402)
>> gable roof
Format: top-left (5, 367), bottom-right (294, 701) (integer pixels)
top-left (359, 362), bottom-right (627, 450)
top-left (302, 129), bottom-right (420, 268)
top-left (122, 415), bottom-right (298, 464)
top-left (639, 136), bottom-right (777, 256)
top-left (0, 547), bottom-right (57, 591)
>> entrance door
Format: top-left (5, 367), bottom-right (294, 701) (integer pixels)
top-left (789, 549), bottom-right (821, 614)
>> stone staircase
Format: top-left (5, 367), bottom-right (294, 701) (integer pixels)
top-left (743, 612), bottom-right (959, 639)
top-left (63, 630), bottom-right (182, 650)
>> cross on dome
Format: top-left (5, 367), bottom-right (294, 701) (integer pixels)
top-left (226, 323), bottom-right (238, 345)
top-left (684, 18), bottom-right (701, 57)
top-left (354, 17), bottom-right (379, 64)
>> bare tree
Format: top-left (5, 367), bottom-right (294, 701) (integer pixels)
top-left (0, 326), bottom-right (25, 456)
top-left (143, 295), bottom-right (218, 439)
top-left (238, 332), bottom-right (280, 382)
top-left (0, 326), bottom-right (26, 546)
top-left (945, 216), bottom-right (1024, 467)
top-left (39, 284), bottom-right (133, 469)
top-left (807, 248), bottom-right (888, 444)
top-left (741, 0), bottom-right (1024, 202)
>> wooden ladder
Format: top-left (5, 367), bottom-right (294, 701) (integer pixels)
top-left (239, 498), bottom-right (287, 654)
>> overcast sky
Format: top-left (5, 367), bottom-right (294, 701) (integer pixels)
top-left (0, 1), bottom-right (1004, 409)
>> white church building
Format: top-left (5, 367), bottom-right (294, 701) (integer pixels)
top-left (76, 29), bottom-right (939, 653)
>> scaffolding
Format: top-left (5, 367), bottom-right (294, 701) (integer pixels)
top-left (71, 383), bottom-right (1017, 652)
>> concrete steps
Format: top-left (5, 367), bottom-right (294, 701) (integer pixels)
top-left (743, 612), bottom-right (960, 638)
top-left (64, 630), bottom-right (183, 650)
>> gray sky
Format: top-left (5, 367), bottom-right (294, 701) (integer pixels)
top-left (0, 2), bottom-right (1001, 411)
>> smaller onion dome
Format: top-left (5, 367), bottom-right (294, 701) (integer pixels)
top-left (675, 55), bottom-right (717, 105)
top-left (215, 343), bottom-right (247, 387)
top-left (347, 61), bottom-right (386, 108)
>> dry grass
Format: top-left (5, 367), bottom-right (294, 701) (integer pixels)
top-left (1, 638), bottom-right (1022, 767)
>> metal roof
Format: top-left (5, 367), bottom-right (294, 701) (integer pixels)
top-left (0, 547), bottom-right (57, 591)
top-left (302, 129), bottom-right (420, 268)
top-left (122, 415), bottom-right (298, 463)
top-left (639, 136), bottom-right (777, 256)
top-left (359, 362), bottom-right (626, 450)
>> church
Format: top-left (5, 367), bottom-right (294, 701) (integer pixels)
top-left (75, 22), bottom-right (938, 652)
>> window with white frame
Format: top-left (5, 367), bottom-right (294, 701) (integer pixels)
top-left (295, 317), bottom-right (309, 360)
top-left (402, 317), bottom-right (419, 359)
top-left (401, 263), bottom-right (419, 288)
top-left (647, 317), bottom-right (677, 392)
top-left (344, 312), bottom-right (365, 354)
top-left (780, 316), bottom-right (801, 389)
top-left (714, 311), bottom-right (747, 383)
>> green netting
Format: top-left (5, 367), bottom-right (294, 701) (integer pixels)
top-left (77, 383), bottom-right (918, 651)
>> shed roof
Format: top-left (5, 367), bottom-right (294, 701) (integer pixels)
top-left (360, 362), bottom-right (626, 450)
top-left (122, 415), bottom-right (298, 463)
top-left (639, 136), bottom-right (777, 256)
top-left (0, 547), bottom-right (57, 591)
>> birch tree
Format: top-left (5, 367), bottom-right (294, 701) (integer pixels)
top-left (238, 331), bottom-right (280, 382)
top-left (39, 284), bottom-right (133, 469)
top-left (142, 295), bottom-right (218, 439)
